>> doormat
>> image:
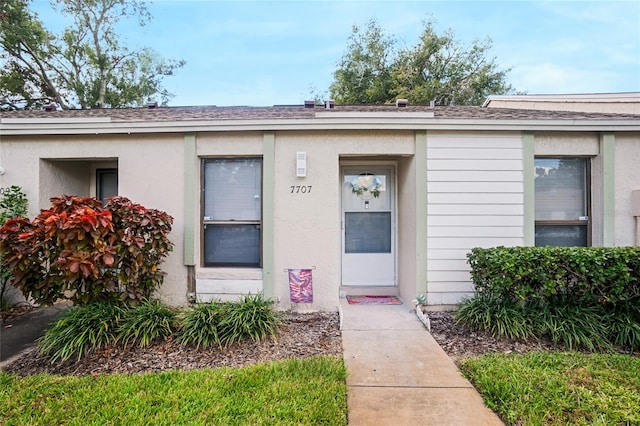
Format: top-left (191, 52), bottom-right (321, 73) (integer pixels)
top-left (346, 295), bottom-right (402, 305)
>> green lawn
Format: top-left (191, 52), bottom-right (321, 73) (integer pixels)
top-left (460, 352), bottom-right (640, 425)
top-left (0, 356), bottom-right (347, 426)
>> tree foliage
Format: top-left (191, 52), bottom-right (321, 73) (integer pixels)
top-left (0, 186), bottom-right (28, 308)
top-left (0, 195), bottom-right (173, 306)
top-left (329, 19), bottom-right (514, 106)
top-left (0, 0), bottom-right (184, 110)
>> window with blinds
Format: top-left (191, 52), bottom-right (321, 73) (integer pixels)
top-left (203, 158), bottom-right (262, 267)
top-left (534, 157), bottom-right (590, 247)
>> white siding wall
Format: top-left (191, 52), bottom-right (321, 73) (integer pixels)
top-left (426, 132), bottom-right (525, 304)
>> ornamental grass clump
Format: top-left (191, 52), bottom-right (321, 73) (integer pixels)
top-left (38, 302), bottom-right (125, 362)
top-left (455, 295), bottom-right (536, 340)
top-left (117, 300), bottom-right (177, 348)
top-left (178, 295), bottom-right (281, 349)
top-left (218, 294), bottom-right (281, 346)
top-left (177, 301), bottom-right (229, 349)
top-left (537, 303), bottom-right (612, 351)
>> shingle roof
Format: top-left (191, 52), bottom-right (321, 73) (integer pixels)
top-left (2, 104), bottom-right (639, 122)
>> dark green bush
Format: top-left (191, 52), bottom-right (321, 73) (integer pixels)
top-left (463, 246), bottom-right (640, 351)
top-left (467, 246), bottom-right (640, 308)
top-left (38, 302), bottom-right (125, 362)
top-left (117, 300), bottom-right (177, 348)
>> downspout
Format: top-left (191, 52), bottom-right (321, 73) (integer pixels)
top-left (632, 190), bottom-right (640, 246)
top-left (183, 134), bottom-right (197, 303)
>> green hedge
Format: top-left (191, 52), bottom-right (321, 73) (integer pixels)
top-left (467, 246), bottom-right (640, 308)
top-left (461, 246), bottom-right (640, 350)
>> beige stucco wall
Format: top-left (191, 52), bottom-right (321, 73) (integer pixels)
top-left (192, 129), bottom-right (416, 310)
top-left (487, 99), bottom-right (640, 114)
top-left (0, 134), bottom-right (188, 306)
top-left (270, 130), bottom-right (415, 310)
top-left (614, 133), bottom-right (640, 245)
top-left (2, 127), bottom-right (638, 310)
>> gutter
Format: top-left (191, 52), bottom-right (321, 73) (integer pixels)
top-left (2, 116), bottom-right (640, 136)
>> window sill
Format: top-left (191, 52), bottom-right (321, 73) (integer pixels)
top-left (196, 267), bottom-right (263, 281)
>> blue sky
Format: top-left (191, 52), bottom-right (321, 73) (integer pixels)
top-left (32, 0), bottom-right (640, 106)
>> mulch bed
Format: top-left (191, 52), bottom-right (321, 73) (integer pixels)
top-left (4, 307), bottom-right (635, 377)
top-left (2, 311), bottom-right (342, 376)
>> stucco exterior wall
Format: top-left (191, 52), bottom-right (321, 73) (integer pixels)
top-left (486, 99), bottom-right (640, 114)
top-left (0, 134), bottom-right (189, 306)
top-left (1, 124), bottom-right (638, 311)
top-left (271, 130), bottom-right (414, 311)
top-left (614, 133), bottom-right (640, 245)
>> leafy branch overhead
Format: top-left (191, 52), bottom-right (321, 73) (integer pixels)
top-left (0, 0), bottom-right (185, 110)
top-left (329, 18), bottom-right (514, 106)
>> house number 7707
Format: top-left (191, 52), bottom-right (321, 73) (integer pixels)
top-left (290, 185), bottom-right (312, 194)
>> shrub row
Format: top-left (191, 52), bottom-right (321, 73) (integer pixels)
top-left (467, 246), bottom-right (640, 308)
top-left (39, 294), bottom-right (280, 362)
top-left (460, 246), bottom-right (640, 351)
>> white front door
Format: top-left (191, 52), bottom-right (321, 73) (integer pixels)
top-left (341, 166), bottom-right (395, 286)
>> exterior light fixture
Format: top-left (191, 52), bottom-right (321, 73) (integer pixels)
top-left (296, 152), bottom-right (307, 177)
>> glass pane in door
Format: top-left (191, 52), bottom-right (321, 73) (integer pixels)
top-left (345, 212), bottom-right (391, 253)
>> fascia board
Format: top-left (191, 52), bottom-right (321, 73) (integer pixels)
top-left (2, 117), bottom-right (640, 135)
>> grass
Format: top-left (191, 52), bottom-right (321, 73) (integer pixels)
top-left (0, 356), bottom-right (347, 425)
top-left (460, 352), bottom-right (640, 425)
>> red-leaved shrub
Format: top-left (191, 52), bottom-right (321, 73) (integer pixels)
top-left (0, 195), bottom-right (173, 305)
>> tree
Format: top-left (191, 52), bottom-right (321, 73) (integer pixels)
top-left (0, 0), bottom-right (184, 110)
top-left (329, 19), bottom-right (514, 106)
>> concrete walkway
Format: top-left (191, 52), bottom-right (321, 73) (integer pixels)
top-left (0, 303), bottom-right (68, 367)
top-left (341, 301), bottom-right (504, 426)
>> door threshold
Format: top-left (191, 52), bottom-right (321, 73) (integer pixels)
top-left (339, 286), bottom-right (398, 297)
